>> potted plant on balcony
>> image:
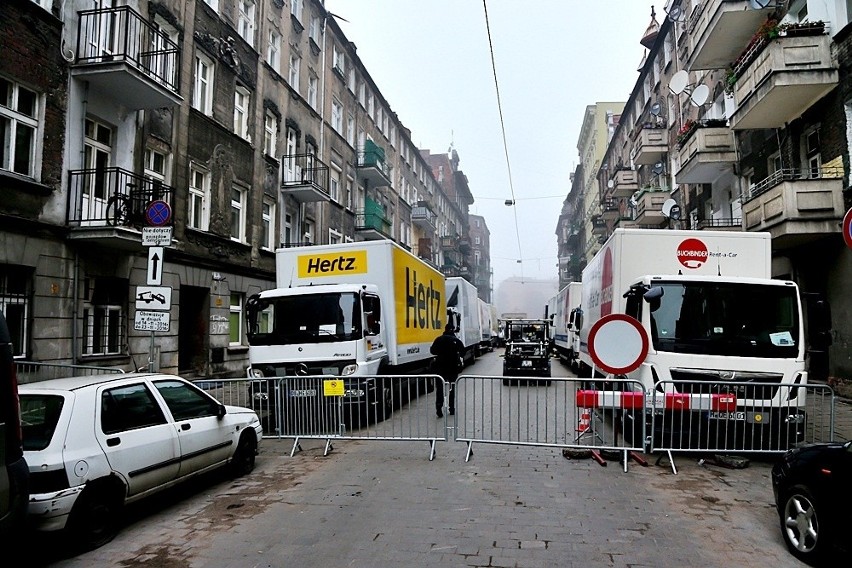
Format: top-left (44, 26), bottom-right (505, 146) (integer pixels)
top-left (675, 119), bottom-right (697, 148)
top-left (779, 20), bottom-right (826, 37)
top-left (725, 18), bottom-right (781, 94)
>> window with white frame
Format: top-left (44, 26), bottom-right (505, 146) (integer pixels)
top-left (288, 53), bottom-right (300, 91)
top-left (284, 127), bottom-right (297, 181)
top-left (308, 74), bottom-right (318, 108)
top-left (348, 68), bottom-right (356, 92)
top-left (804, 127), bottom-right (821, 178)
top-left (261, 198), bottom-right (275, 250)
top-left (346, 113), bottom-right (355, 146)
top-left (150, 17), bottom-right (179, 87)
top-left (358, 81), bottom-right (366, 106)
top-left (0, 264), bottom-right (31, 357)
top-left (263, 110), bottom-right (277, 156)
top-left (1, 77), bottom-right (40, 178)
top-left (329, 163), bottom-right (341, 202)
top-left (474, 250), bottom-right (481, 266)
top-left (144, 148), bottom-right (168, 184)
top-left (234, 85), bottom-right (250, 139)
top-left (367, 92), bottom-right (374, 119)
top-left (230, 186), bottom-right (246, 242)
top-left (329, 228), bottom-right (342, 244)
top-left (229, 292), bottom-right (244, 345)
top-left (188, 165), bottom-right (210, 230)
top-left (333, 45), bottom-right (345, 74)
top-left (304, 220), bottom-right (314, 244)
top-left (345, 177), bottom-right (353, 209)
top-left (237, 0), bottom-right (256, 45)
top-left (192, 52), bottom-right (214, 115)
top-left (284, 212), bottom-right (292, 246)
top-left (291, 0), bottom-right (302, 21)
top-left (82, 277), bottom-right (126, 357)
top-left (376, 107), bottom-right (383, 132)
top-left (390, 124), bottom-right (396, 148)
top-left (331, 98), bottom-right (343, 133)
top-left (83, 118), bottom-right (112, 204)
top-left (309, 15), bottom-right (321, 45)
top-left (267, 30), bottom-right (281, 73)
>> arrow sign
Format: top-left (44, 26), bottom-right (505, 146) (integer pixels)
top-left (147, 246), bottom-right (164, 285)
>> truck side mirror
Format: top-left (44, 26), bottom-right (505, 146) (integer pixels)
top-left (643, 286), bottom-right (664, 312)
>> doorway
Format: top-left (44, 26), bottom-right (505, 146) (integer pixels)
top-left (178, 286), bottom-right (209, 377)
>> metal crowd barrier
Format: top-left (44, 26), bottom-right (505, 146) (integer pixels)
top-left (454, 376), bottom-right (647, 471)
top-left (649, 380), bottom-right (836, 473)
top-left (193, 375), bottom-right (448, 460)
top-left (15, 360), bottom-right (125, 384)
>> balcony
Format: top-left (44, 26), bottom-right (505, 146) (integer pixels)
top-left (458, 238), bottom-right (471, 254)
top-left (675, 125), bottom-right (736, 184)
top-left (685, 0), bottom-right (776, 71)
top-left (600, 199), bottom-right (620, 221)
top-left (354, 211), bottom-right (392, 241)
top-left (441, 235), bottom-right (458, 250)
top-left (66, 167), bottom-right (175, 250)
top-left (741, 166), bottom-right (845, 249)
top-left (73, 6), bottom-right (181, 109)
top-left (411, 205), bottom-right (436, 231)
top-left (631, 127), bottom-right (668, 165)
top-left (609, 169), bottom-right (639, 198)
top-left (356, 140), bottom-right (392, 187)
top-left (729, 34), bottom-right (838, 131)
top-left (281, 154), bottom-right (330, 202)
top-left (633, 189), bottom-right (669, 225)
top-left (591, 214), bottom-right (607, 235)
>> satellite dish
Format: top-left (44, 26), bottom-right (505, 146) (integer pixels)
top-left (607, 179), bottom-right (615, 189)
top-left (652, 161), bottom-right (666, 175)
top-left (690, 84), bottom-right (710, 107)
top-left (650, 101), bottom-right (662, 116)
top-left (666, 5), bottom-right (685, 22)
top-left (669, 70), bottom-right (689, 95)
top-left (662, 199), bottom-right (681, 220)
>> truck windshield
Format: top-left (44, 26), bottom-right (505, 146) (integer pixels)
top-left (246, 292), bottom-right (362, 346)
top-left (649, 282), bottom-right (799, 358)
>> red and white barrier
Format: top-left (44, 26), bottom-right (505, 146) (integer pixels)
top-left (575, 390), bottom-right (645, 409)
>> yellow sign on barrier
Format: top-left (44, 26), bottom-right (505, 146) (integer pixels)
top-left (323, 379), bottom-right (344, 396)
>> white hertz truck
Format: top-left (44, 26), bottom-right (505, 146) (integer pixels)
top-left (579, 228), bottom-right (827, 450)
top-left (245, 240), bottom-right (445, 426)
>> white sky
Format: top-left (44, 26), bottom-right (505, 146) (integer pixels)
top-left (324, 0), bottom-right (657, 290)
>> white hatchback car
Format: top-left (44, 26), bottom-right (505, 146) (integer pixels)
top-left (19, 373), bottom-right (262, 550)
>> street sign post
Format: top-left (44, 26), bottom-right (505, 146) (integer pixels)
top-left (142, 226), bottom-right (173, 247)
top-left (147, 246), bottom-right (164, 285)
top-left (588, 314), bottom-right (649, 375)
top-left (135, 286), bottom-right (172, 310)
top-left (134, 310), bottom-right (170, 332)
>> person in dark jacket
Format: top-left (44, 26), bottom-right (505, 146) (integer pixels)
top-left (430, 323), bottom-right (465, 417)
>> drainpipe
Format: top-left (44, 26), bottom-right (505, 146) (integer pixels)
top-left (71, 81), bottom-right (90, 365)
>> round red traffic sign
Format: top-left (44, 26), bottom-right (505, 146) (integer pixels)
top-left (843, 207), bottom-right (852, 250)
top-left (146, 200), bottom-right (172, 226)
top-left (588, 314), bottom-right (649, 375)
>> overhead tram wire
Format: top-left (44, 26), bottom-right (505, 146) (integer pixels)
top-left (482, 0), bottom-right (524, 277)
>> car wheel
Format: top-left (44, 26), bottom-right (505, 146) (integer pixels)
top-left (230, 432), bottom-right (258, 478)
top-left (780, 484), bottom-right (829, 565)
top-left (67, 482), bottom-right (124, 551)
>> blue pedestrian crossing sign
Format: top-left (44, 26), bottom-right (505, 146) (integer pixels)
top-left (146, 200), bottom-right (172, 226)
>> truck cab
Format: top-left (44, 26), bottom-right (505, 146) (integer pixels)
top-left (502, 319), bottom-right (552, 384)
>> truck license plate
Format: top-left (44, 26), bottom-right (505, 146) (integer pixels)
top-left (290, 389), bottom-right (317, 397)
top-left (709, 411), bottom-right (746, 421)
top-left (522, 360), bottom-right (532, 367)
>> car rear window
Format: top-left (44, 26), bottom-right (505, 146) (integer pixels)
top-left (19, 394), bottom-right (65, 452)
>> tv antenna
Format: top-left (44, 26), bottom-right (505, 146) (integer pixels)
top-left (668, 70), bottom-right (710, 107)
top-left (649, 100), bottom-right (666, 126)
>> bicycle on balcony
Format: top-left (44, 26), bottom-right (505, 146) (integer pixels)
top-left (105, 181), bottom-right (164, 227)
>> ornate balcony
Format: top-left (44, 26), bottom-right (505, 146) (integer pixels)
top-left (66, 167), bottom-right (175, 250)
top-left (741, 166), bottom-right (845, 249)
top-left (685, 0), bottom-right (776, 71)
top-left (631, 127), bottom-right (668, 165)
top-left (609, 169), bottom-right (639, 198)
top-left (73, 6), bottom-right (181, 109)
top-left (675, 125), bottom-right (736, 184)
top-left (356, 140), bottom-right (392, 187)
top-left (281, 154), bottom-right (330, 202)
top-left (633, 189), bottom-right (669, 225)
top-left (729, 34), bottom-right (838, 130)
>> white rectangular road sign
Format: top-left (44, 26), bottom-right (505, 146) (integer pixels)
top-left (135, 286), bottom-right (172, 310)
top-left (134, 310), bottom-right (170, 332)
top-left (147, 246), bottom-right (164, 285)
top-left (142, 226), bottom-right (173, 247)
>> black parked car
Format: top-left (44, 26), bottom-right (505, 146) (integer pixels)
top-left (771, 440), bottom-right (852, 565)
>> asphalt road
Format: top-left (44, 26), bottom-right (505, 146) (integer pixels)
top-left (30, 350), bottom-right (812, 567)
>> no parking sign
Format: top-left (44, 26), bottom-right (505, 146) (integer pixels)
top-left (843, 207), bottom-right (852, 250)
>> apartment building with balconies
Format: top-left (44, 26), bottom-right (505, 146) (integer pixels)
top-left (1, 0), bottom-right (477, 380)
top-left (556, 168), bottom-right (585, 289)
top-left (468, 214), bottom-right (492, 303)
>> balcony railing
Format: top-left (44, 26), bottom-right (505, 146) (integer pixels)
top-left (675, 124), bottom-right (736, 184)
top-left (356, 141), bottom-right (391, 186)
top-left (67, 167), bottom-right (174, 228)
top-left (441, 235), bottom-right (458, 250)
top-left (355, 210), bottom-right (392, 240)
top-left (634, 189), bottom-right (669, 225)
top-left (411, 205), bottom-right (436, 230)
top-left (742, 166), bottom-right (845, 246)
top-left (75, 6), bottom-right (181, 109)
top-left (609, 169), bottom-right (639, 198)
top-left (281, 154), bottom-right (330, 202)
top-left (685, 0), bottom-right (776, 71)
top-left (696, 217), bottom-right (743, 230)
top-left (631, 127), bottom-right (668, 165)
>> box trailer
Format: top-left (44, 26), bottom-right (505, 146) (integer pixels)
top-left (446, 277), bottom-right (482, 366)
top-left (548, 282), bottom-right (582, 371)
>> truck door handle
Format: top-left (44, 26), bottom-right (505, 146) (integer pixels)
top-left (181, 423), bottom-right (191, 431)
top-left (106, 437), bottom-right (121, 447)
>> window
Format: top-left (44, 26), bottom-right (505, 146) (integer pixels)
top-left (229, 293), bottom-right (244, 345)
top-left (288, 53), bottom-right (300, 91)
top-left (230, 186), bottom-right (246, 242)
top-left (329, 228), bottom-right (342, 244)
top-left (290, 0), bottom-right (302, 21)
top-left (331, 98), bottom-right (343, 133)
top-left (1, 77), bottom-right (40, 178)
top-left (330, 163), bottom-right (341, 202)
top-left (284, 126), bottom-right (297, 181)
top-left (804, 127), bottom-right (821, 178)
top-left (234, 86), bottom-right (250, 140)
top-left (30, 0), bottom-right (52, 10)
top-left (83, 118), bottom-right (112, 212)
top-left (475, 235), bottom-right (481, 245)
top-left (333, 45), bottom-right (345, 74)
top-left (346, 113), bottom-right (355, 146)
top-left (150, 18), bottom-right (179, 87)
top-left (267, 30), bottom-right (281, 73)
top-left (309, 16), bottom-right (321, 45)
top-left (82, 277), bottom-right (126, 357)
top-left (153, 379), bottom-right (219, 420)
top-left (101, 384), bottom-right (166, 434)
top-left (202, 0), bottom-right (218, 11)
top-left (193, 52), bottom-right (214, 115)
top-left (144, 148), bottom-right (168, 183)
top-left (308, 74), bottom-right (318, 108)
top-left (261, 198), bottom-right (275, 251)
top-left (358, 81), bottom-right (366, 106)
top-left (284, 212), bottom-right (292, 246)
top-left (348, 68), bottom-right (356, 92)
top-left (0, 264), bottom-right (31, 357)
top-left (189, 165), bottom-right (210, 230)
top-left (377, 107), bottom-right (383, 132)
top-left (367, 92), bottom-right (374, 119)
top-left (345, 177), bottom-right (353, 209)
top-left (263, 110), bottom-right (277, 156)
top-left (237, 0), bottom-right (256, 45)
top-left (304, 220), bottom-right (314, 245)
